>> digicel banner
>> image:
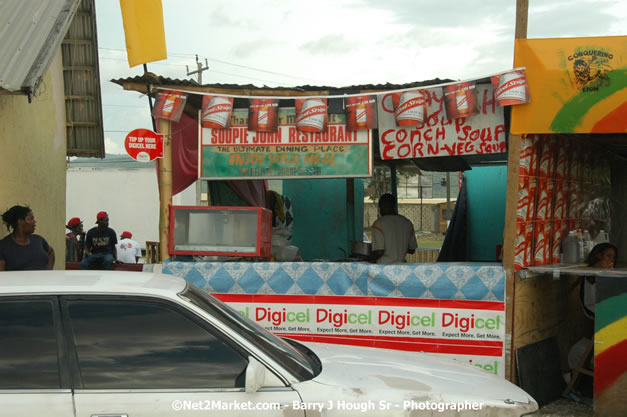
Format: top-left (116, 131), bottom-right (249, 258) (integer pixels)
top-left (125, 128), bottom-right (164, 161)
top-left (217, 294), bottom-right (506, 377)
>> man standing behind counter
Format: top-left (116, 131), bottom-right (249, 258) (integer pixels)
top-left (371, 193), bottom-right (417, 264)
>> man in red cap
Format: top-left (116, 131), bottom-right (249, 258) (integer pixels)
top-left (80, 211), bottom-right (117, 270)
top-left (115, 231), bottom-right (142, 264)
top-left (65, 217), bottom-right (85, 262)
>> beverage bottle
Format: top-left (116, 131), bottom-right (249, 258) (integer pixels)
top-left (162, 94), bottom-right (176, 117)
top-left (356, 102), bottom-right (367, 129)
top-left (582, 230), bottom-right (592, 259)
top-left (593, 230), bottom-right (609, 246)
top-left (258, 105), bottom-right (268, 130)
top-left (562, 231), bottom-right (579, 264)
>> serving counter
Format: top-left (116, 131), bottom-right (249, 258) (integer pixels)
top-left (162, 261), bottom-right (508, 377)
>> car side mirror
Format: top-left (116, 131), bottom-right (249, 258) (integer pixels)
top-left (245, 356), bottom-right (266, 393)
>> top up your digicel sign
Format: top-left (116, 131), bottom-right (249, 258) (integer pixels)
top-left (124, 129), bottom-right (164, 162)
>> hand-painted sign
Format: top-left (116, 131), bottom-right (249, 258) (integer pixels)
top-left (124, 128), bottom-right (163, 161)
top-left (511, 36), bottom-right (627, 134)
top-left (377, 85), bottom-right (506, 160)
top-left (200, 108), bottom-right (372, 179)
top-left (219, 294), bottom-right (506, 377)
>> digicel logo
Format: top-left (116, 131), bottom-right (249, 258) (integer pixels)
top-left (378, 311), bottom-right (436, 330)
top-left (441, 313), bottom-right (501, 332)
top-left (316, 308), bottom-right (372, 327)
top-left (256, 307), bottom-right (310, 326)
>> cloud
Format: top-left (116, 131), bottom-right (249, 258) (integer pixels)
top-left (105, 137), bottom-right (124, 154)
top-left (300, 34), bottom-right (356, 55)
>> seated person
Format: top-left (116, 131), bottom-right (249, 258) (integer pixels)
top-left (80, 211), bottom-right (117, 270)
top-left (581, 242), bottom-right (617, 317)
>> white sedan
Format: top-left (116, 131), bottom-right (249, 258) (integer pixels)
top-left (0, 271), bottom-right (538, 416)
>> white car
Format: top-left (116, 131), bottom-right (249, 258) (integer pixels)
top-left (0, 271), bottom-right (538, 416)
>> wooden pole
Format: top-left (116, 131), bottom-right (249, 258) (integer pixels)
top-left (158, 118), bottom-right (173, 262)
top-left (503, 0), bottom-right (529, 382)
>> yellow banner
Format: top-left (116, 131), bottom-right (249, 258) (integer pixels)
top-left (120, 0), bottom-right (167, 68)
top-left (511, 36), bottom-right (627, 134)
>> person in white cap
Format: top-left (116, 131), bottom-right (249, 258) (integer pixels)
top-left (115, 231), bottom-right (142, 264)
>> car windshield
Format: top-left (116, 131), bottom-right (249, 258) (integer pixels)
top-left (180, 285), bottom-right (315, 381)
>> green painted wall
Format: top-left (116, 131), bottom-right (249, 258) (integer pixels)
top-left (284, 179), bottom-right (364, 261)
top-left (465, 165), bottom-right (507, 261)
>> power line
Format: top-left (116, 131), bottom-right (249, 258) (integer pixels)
top-left (98, 47), bottom-right (339, 86)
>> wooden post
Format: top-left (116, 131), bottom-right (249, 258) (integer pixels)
top-left (503, 0), bottom-right (528, 382)
top-left (158, 118), bottom-right (172, 262)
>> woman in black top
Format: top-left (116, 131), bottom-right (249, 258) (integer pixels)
top-left (0, 205), bottom-right (55, 271)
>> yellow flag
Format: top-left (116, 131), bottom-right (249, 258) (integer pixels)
top-left (120, 0), bottom-right (167, 68)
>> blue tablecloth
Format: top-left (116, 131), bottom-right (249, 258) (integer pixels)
top-left (162, 261), bottom-right (504, 301)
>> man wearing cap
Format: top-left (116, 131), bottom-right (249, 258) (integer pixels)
top-left (80, 211), bottom-right (117, 270)
top-left (115, 231), bottom-right (141, 264)
top-left (65, 217), bottom-right (85, 262)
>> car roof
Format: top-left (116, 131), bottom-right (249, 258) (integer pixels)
top-left (0, 270), bottom-right (187, 297)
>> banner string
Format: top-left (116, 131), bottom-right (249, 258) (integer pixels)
top-left (153, 68), bottom-right (527, 100)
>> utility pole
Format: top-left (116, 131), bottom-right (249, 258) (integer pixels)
top-left (186, 55), bottom-right (209, 85)
top-left (186, 55), bottom-right (209, 205)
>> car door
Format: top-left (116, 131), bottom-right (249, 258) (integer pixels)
top-left (0, 297), bottom-right (74, 417)
top-left (61, 296), bottom-right (304, 417)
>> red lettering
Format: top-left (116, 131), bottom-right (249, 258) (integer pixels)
top-left (426, 111), bottom-right (440, 127)
top-left (480, 127), bottom-right (493, 142)
top-left (435, 127), bottom-right (445, 141)
top-left (455, 118), bottom-right (467, 134)
top-left (329, 126), bottom-right (336, 142)
top-left (413, 142), bottom-right (424, 157)
top-left (427, 142), bottom-right (439, 155)
top-left (424, 129), bottom-right (433, 141)
top-left (381, 129), bottom-right (396, 159)
top-left (494, 124), bottom-right (506, 142)
top-left (288, 127), bottom-right (296, 143)
top-left (211, 130), bottom-right (218, 144)
top-left (482, 88), bottom-right (496, 114)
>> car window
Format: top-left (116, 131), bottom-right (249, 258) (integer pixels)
top-left (0, 300), bottom-right (60, 389)
top-left (64, 299), bottom-right (248, 389)
top-left (181, 285), bottom-right (316, 380)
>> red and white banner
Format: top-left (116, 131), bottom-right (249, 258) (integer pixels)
top-left (217, 293), bottom-right (506, 377)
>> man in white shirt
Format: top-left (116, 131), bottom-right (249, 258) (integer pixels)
top-left (115, 231), bottom-right (142, 264)
top-left (371, 193), bottom-right (417, 264)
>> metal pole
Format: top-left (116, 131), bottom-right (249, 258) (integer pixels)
top-left (186, 55), bottom-right (209, 205)
top-left (446, 172), bottom-right (451, 220)
top-left (143, 64), bottom-right (157, 132)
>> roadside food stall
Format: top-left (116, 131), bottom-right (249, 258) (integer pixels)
top-left (114, 72), bottom-right (519, 379)
top-left (502, 36), bottom-right (627, 415)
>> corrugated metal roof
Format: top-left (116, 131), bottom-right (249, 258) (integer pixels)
top-left (68, 153), bottom-right (151, 169)
top-left (63, 0), bottom-right (104, 158)
top-left (111, 74), bottom-right (456, 94)
top-left (0, 0), bottom-right (80, 95)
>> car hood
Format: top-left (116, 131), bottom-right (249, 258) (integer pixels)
top-left (291, 341), bottom-right (537, 415)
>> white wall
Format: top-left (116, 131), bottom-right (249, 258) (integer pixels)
top-left (67, 168), bottom-right (160, 249)
top-left (67, 167), bottom-right (200, 249)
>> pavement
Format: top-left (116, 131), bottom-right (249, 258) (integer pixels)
top-left (539, 398), bottom-right (593, 417)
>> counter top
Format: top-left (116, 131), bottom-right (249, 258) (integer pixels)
top-left (521, 264), bottom-right (627, 280)
top-left (161, 261), bottom-right (505, 301)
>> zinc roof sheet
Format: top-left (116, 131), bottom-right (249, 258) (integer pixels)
top-left (0, 0), bottom-right (80, 94)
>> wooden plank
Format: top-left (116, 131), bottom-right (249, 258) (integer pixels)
top-left (158, 118), bottom-right (172, 262)
top-left (504, 0), bottom-right (529, 382)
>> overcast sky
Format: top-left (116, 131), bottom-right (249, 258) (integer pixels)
top-left (95, 0), bottom-right (626, 154)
